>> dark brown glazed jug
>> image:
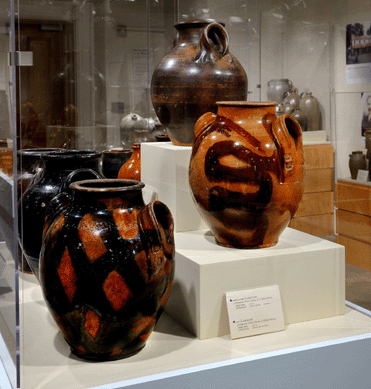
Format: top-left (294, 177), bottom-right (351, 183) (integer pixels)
top-left (189, 101), bottom-right (304, 249)
top-left (40, 179), bottom-right (175, 361)
top-left (151, 19), bottom-right (247, 146)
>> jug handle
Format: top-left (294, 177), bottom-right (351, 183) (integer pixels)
top-left (196, 22), bottom-right (229, 62)
top-left (138, 200), bottom-right (174, 277)
top-left (194, 112), bottom-right (217, 141)
top-left (59, 168), bottom-right (102, 194)
top-left (271, 114), bottom-right (303, 182)
top-left (42, 192), bottom-right (73, 239)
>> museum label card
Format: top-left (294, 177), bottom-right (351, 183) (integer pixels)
top-left (357, 169), bottom-right (369, 182)
top-left (225, 285), bottom-right (285, 339)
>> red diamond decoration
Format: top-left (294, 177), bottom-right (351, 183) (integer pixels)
top-left (58, 248), bottom-right (77, 303)
top-left (103, 270), bottom-right (132, 312)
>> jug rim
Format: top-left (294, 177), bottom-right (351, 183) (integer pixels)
top-left (70, 179), bottom-right (145, 193)
top-left (175, 19), bottom-right (225, 29)
top-left (217, 101), bottom-right (278, 107)
top-left (268, 78), bottom-right (291, 83)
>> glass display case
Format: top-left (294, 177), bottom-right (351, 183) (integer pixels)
top-left (0, 0), bottom-right (371, 388)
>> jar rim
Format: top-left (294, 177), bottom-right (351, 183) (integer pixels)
top-left (42, 149), bottom-right (101, 160)
top-left (70, 179), bottom-right (145, 192)
top-left (175, 19), bottom-right (225, 28)
top-left (217, 101), bottom-right (278, 107)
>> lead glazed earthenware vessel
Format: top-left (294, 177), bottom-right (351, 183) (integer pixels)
top-left (17, 148), bottom-right (62, 273)
top-left (18, 150), bottom-right (102, 279)
top-left (189, 101), bottom-right (304, 249)
top-left (151, 19), bottom-right (247, 146)
top-left (118, 143), bottom-right (141, 180)
top-left (40, 179), bottom-right (175, 361)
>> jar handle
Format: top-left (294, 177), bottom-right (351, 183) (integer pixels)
top-left (59, 168), bottom-right (102, 194)
top-left (138, 200), bottom-right (175, 277)
top-left (196, 22), bottom-right (229, 62)
top-left (194, 112), bottom-right (217, 141)
top-left (271, 114), bottom-right (303, 182)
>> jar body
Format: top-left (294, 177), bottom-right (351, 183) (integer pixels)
top-left (118, 143), bottom-right (141, 180)
top-left (102, 149), bottom-right (132, 178)
top-left (40, 179), bottom-right (175, 361)
top-left (267, 79), bottom-right (293, 103)
top-left (283, 88), bottom-right (300, 109)
top-left (151, 19), bottom-right (247, 146)
top-left (17, 148), bottom-right (62, 273)
top-left (349, 151), bottom-right (366, 179)
top-left (189, 102), bottom-right (304, 248)
top-left (18, 150), bottom-right (102, 279)
top-left (299, 92), bottom-right (320, 131)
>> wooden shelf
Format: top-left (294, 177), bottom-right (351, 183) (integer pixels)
top-left (336, 179), bottom-right (371, 271)
top-left (289, 144), bottom-right (334, 237)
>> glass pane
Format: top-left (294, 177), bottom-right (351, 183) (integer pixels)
top-left (0, 0), bottom-right (18, 388)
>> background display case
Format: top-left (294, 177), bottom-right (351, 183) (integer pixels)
top-left (0, 0), bottom-right (371, 388)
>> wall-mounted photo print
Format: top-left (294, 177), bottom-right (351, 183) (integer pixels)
top-left (361, 92), bottom-right (371, 135)
top-left (346, 22), bottom-right (371, 84)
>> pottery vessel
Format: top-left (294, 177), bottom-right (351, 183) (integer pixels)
top-left (299, 92), bottom-right (320, 131)
top-left (118, 143), bottom-right (141, 180)
top-left (267, 79), bottom-right (293, 103)
top-left (291, 108), bottom-right (307, 132)
top-left (18, 150), bottom-right (102, 279)
top-left (349, 151), bottom-right (366, 179)
top-left (17, 148), bottom-right (62, 273)
top-left (120, 113), bottom-right (147, 147)
top-left (155, 134), bottom-right (171, 142)
top-left (283, 87), bottom-right (300, 109)
top-left (281, 102), bottom-right (295, 115)
top-left (102, 149), bottom-right (132, 179)
top-left (40, 179), bottom-right (175, 361)
top-left (189, 101), bottom-right (304, 249)
top-left (151, 19), bottom-right (247, 146)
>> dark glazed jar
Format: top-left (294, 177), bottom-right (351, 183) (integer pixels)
top-left (151, 19), bottom-right (247, 146)
top-left (18, 150), bottom-right (102, 279)
top-left (189, 101), bottom-right (304, 249)
top-left (17, 148), bottom-right (62, 273)
top-left (102, 149), bottom-right (132, 179)
top-left (40, 179), bottom-right (175, 361)
top-left (349, 151), bottom-right (366, 179)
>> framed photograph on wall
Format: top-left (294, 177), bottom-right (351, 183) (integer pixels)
top-left (361, 92), bottom-right (371, 135)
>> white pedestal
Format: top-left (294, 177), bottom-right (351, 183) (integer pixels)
top-left (141, 142), bottom-right (206, 232)
top-left (166, 228), bottom-right (345, 340)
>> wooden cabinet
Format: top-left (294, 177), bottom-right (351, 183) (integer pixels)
top-left (336, 179), bottom-right (371, 271)
top-left (289, 143), bottom-right (335, 237)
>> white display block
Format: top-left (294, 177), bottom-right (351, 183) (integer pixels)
top-left (302, 130), bottom-right (328, 144)
top-left (166, 227), bottom-right (345, 340)
top-left (141, 142), bottom-right (207, 232)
